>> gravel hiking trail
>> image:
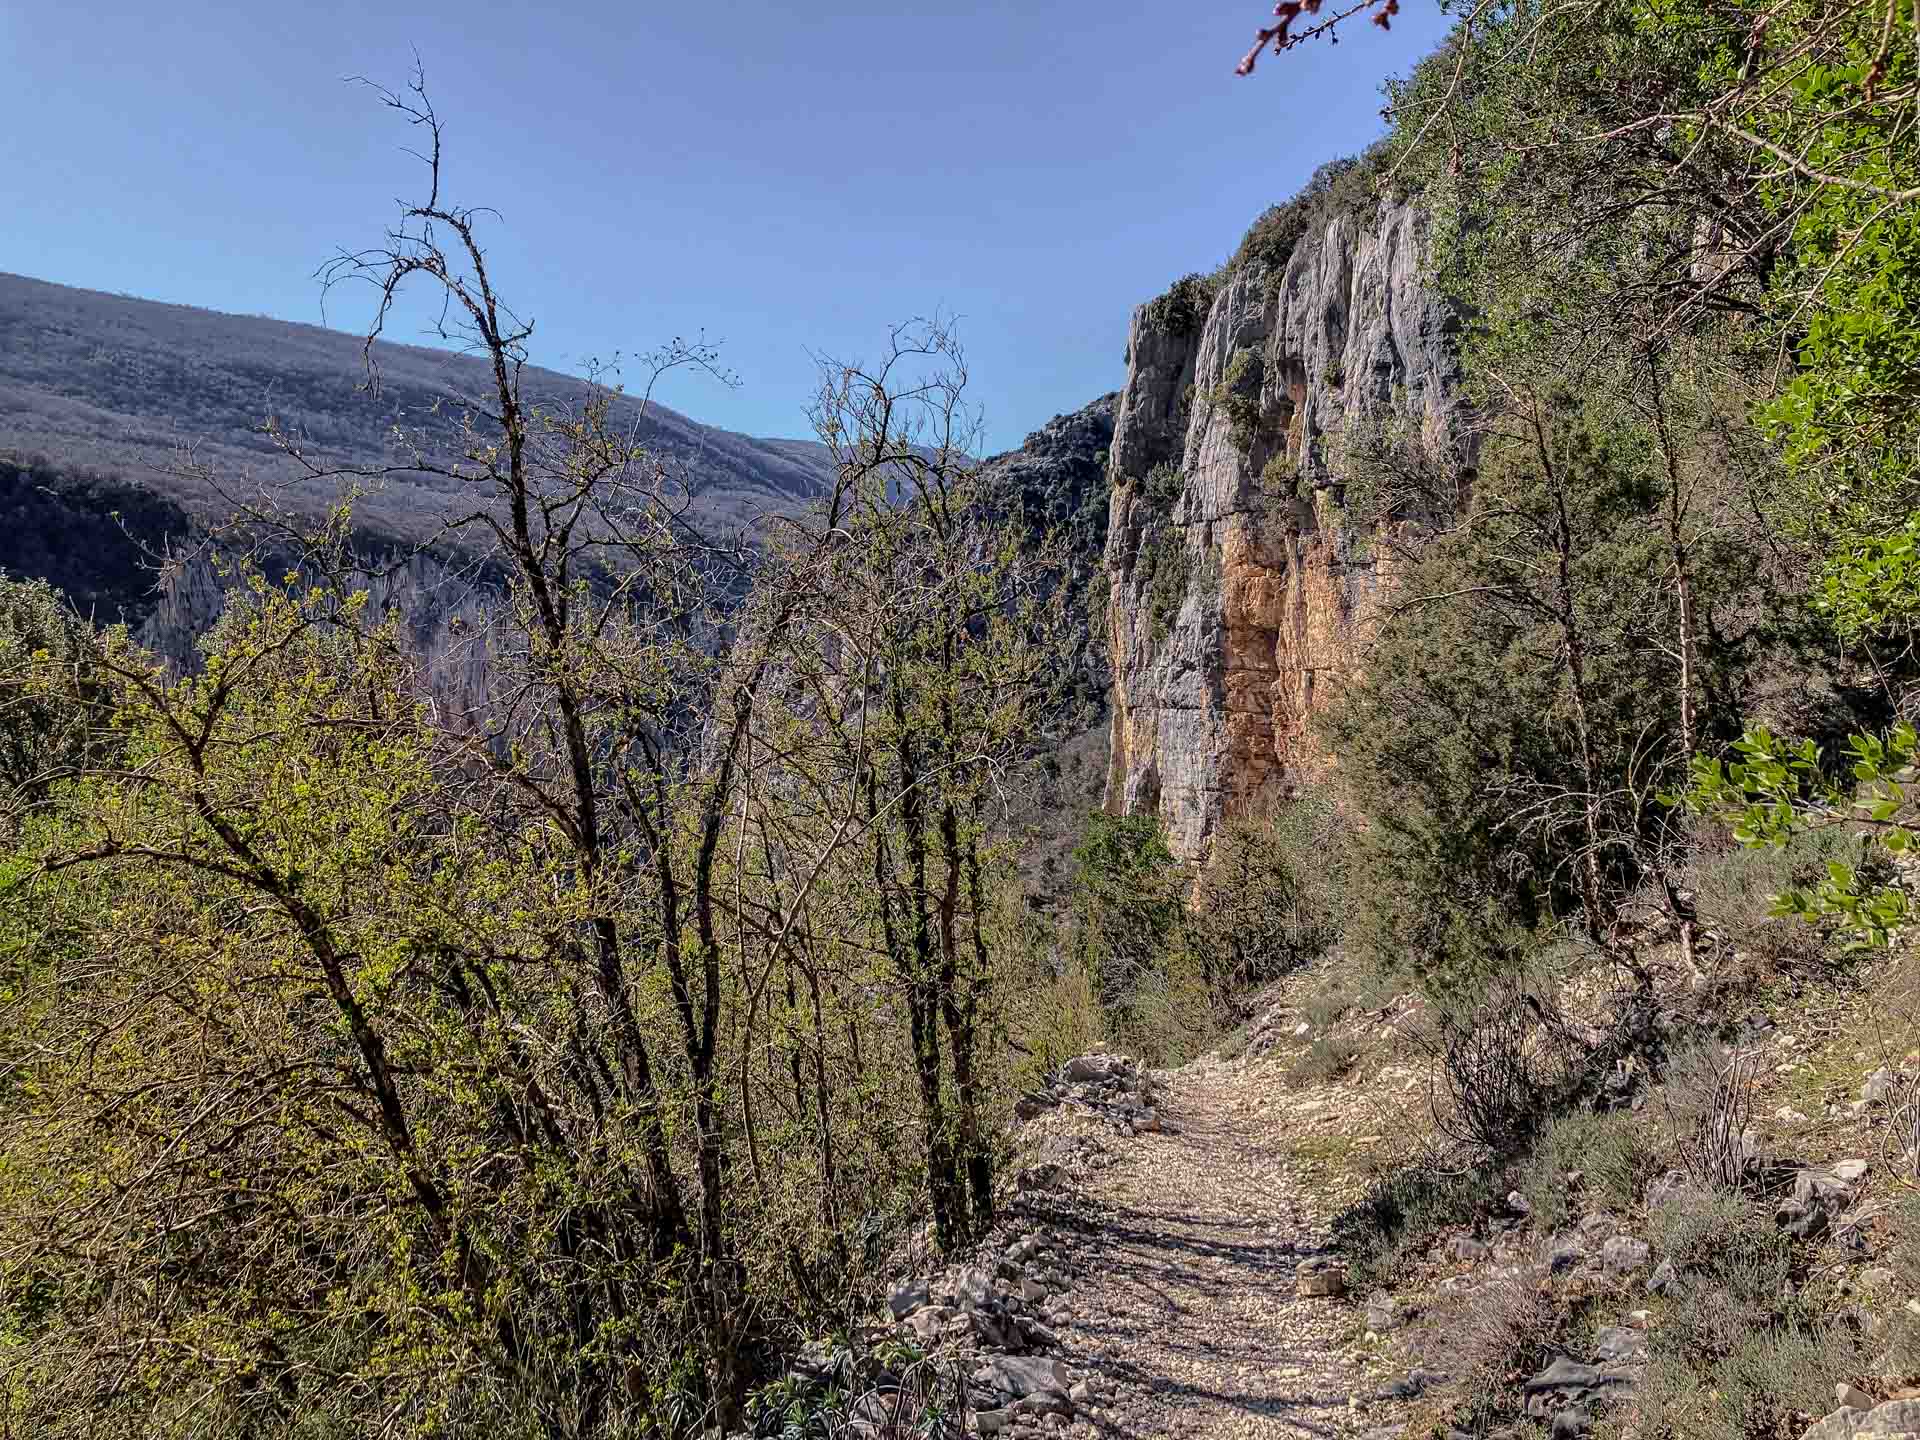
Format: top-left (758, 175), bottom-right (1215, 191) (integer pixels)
top-left (1026, 1054), bottom-right (1406, 1440)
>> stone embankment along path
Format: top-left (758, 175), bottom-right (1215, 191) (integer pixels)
top-left (1025, 1054), bottom-right (1409, 1439)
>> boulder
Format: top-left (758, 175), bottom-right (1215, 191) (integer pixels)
top-left (1063, 1054), bottom-right (1121, 1083)
top-left (973, 1354), bottom-right (1070, 1402)
top-left (1800, 1397), bottom-right (1920, 1439)
top-left (1777, 1198), bottom-right (1832, 1241)
top-left (1602, 1236), bottom-right (1651, 1275)
top-left (1592, 1327), bottom-right (1647, 1364)
top-left (1366, 1293), bottom-right (1406, 1333)
top-left (1576, 1212), bottom-right (1619, 1245)
top-left (1547, 1234), bottom-right (1588, 1273)
top-left (1296, 1256), bottom-right (1347, 1297)
top-left (1645, 1170), bottom-right (1692, 1212)
top-left (1521, 1357), bottom-right (1636, 1422)
top-left (888, 1279), bottom-right (929, 1319)
top-left (1796, 1168), bottom-right (1862, 1211)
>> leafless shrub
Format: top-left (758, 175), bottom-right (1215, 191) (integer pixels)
top-left (1664, 1045), bottom-right (1758, 1194)
top-left (1883, 1068), bottom-right (1920, 1186)
top-left (1419, 986), bottom-right (1574, 1154)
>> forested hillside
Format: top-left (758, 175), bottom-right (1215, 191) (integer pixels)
top-left (0, 270), bottom-right (837, 541)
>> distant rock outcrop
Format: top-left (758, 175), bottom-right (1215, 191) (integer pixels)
top-left (979, 393), bottom-right (1117, 708)
top-left (1102, 196), bottom-right (1462, 859)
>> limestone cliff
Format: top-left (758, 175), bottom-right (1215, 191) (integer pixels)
top-left (141, 544), bottom-right (498, 720)
top-left (979, 394), bottom-right (1117, 712)
top-left (1102, 197), bottom-right (1461, 859)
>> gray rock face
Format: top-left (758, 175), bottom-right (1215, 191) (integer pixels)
top-left (978, 393), bottom-right (1118, 707)
top-left (141, 543), bottom-right (500, 719)
top-left (1801, 1398), bottom-right (1920, 1439)
top-left (1103, 197), bottom-right (1461, 858)
top-left (1601, 1236), bottom-right (1651, 1274)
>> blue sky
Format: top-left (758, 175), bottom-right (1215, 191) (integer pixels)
top-left (1, 1), bottom-right (1452, 452)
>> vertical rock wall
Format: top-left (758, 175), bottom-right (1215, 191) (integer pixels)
top-left (1103, 199), bottom-right (1460, 860)
top-left (141, 545), bottom-right (500, 724)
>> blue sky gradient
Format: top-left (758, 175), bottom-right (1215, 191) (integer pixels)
top-left (1, 1), bottom-right (1453, 451)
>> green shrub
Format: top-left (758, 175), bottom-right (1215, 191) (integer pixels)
top-left (1333, 1164), bottom-right (1501, 1291)
top-left (1259, 450), bottom-right (1303, 499)
top-left (1187, 811), bottom-right (1337, 996)
top-left (1139, 531), bottom-right (1193, 643)
top-left (1301, 975), bottom-right (1360, 1031)
top-left (1068, 813), bottom-right (1184, 1013)
top-left (1635, 1189), bottom-right (1857, 1440)
top-left (1686, 825), bottom-right (1867, 970)
top-left (1447, 1271), bottom-right (1566, 1431)
top-left (1635, 1323), bottom-right (1859, 1440)
top-left (1879, 1193), bottom-right (1920, 1370)
top-left (1209, 347), bottom-right (1269, 455)
top-left (1518, 1108), bottom-right (1659, 1232)
top-left (1288, 1035), bottom-right (1360, 1085)
top-left (0, 576), bottom-right (115, 809)
top-left (1140, 271), bottom-right (1223, 338)
top-left (1141, 461), bottom-right (1185, 511)
top-left (1230, 153), bottom-right (1382, 278)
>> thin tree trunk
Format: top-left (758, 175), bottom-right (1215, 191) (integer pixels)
top-left (1645, 343), bottom-right (1701, 977)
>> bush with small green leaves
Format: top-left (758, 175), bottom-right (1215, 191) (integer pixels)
top-left (1685, 824), bottom-right (1864, 970)
top-left (0, 575), bottom-right (115, 815)
top-left (1333, 1165), bottom-right (1501, 1292)
top-left (1681, 722), bottom-right (1917, 947)
top-left (1518, 1108), bottom-right (1659, 1232)
top-left (1187, 810), bottom-right (1337, 997)
top-left (1140, 272), bottom-right (1223, 338)
top-left (1288, 1035), bottom-right (1360, 1086)
top-left (1209, 347), bottom-right (1269, 455)
top-left (1635, 1185), bottom-right (1856, 1440)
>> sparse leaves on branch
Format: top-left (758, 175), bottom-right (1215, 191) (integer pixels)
top-left (1676, 723), bottom-right (1917, 946)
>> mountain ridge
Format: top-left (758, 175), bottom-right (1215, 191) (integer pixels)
top-left (0, 269), bottom-right (840, 543)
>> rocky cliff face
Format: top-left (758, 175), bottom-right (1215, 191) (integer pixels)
top-left (980, 394), bottom-right (1117, 711)
top-left (130, 399), bottom-right (1122, 721)
top-left (141, 544), bottom-right (498, 720)
top-left (1102, 198), bottom-right (1461, 860)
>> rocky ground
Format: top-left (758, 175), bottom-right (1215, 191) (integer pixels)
top-left (798, 1048), bottom-right (1422, 1439)
top-left (778, 950), bottom-right (1920, 1440)
top-left (1017, 1051), bottom-right (1414, 1439)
